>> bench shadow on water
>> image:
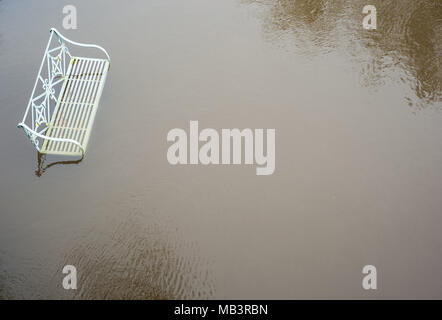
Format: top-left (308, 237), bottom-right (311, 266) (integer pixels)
top-left (35, 152), bottom-right (83, 177)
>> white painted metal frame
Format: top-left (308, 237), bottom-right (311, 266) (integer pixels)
top-left (18, 28), bottom-right (110, 156)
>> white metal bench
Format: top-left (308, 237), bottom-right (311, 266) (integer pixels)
top-left (18, 28), bottom-right (110, 156)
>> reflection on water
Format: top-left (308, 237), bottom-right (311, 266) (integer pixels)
top-left (249, 0), bottom-right (442, 107)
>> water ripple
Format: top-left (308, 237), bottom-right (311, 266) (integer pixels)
top-left (247, 0), bottom-right (442, 107)
top-left (53, 196), bottom-right (214, 299)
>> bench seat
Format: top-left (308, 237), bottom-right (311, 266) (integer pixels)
top-left (40, 57), bottom-right (109, 155)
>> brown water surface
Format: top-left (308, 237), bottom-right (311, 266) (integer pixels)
top-left (0, 0), bottom-right (441, 299)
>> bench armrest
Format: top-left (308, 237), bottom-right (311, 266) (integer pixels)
top-left (18, 122), bottom-right (85, 156)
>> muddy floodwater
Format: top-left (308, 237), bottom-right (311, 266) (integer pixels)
top-left (0, 0), bottom-right (441, 299)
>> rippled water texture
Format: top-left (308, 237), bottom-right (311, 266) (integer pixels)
top-left (250, 0), bottom-right (442, 107)
top-left (0, 0), bottom-right (441, 299)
